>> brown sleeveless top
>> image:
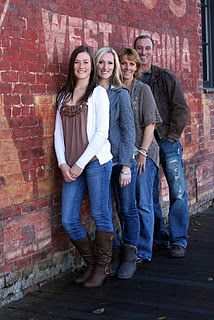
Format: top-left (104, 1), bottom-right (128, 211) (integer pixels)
top-left (60, 102), bottom-right (89, 167)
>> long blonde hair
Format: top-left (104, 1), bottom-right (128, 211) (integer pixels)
top-left (95, 47), bottom-right (123, 88)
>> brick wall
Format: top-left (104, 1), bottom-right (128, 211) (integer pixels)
top-left (0, 0), bottom-right (213, 306)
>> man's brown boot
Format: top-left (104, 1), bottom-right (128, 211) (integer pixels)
top-left (84, 231), bottom-right (114, 288)
top-left (71, 234), bottom-right (95, 284)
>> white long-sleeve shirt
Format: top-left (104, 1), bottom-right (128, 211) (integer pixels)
top-left (54, 85), bottom-right (112, 169)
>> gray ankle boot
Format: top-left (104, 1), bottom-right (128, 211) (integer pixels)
top-left (117, 244), bottom-right (137, 279)
top-left (110, 246), bottom-right (122, 277)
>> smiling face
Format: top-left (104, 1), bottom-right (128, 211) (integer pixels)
top-left (74, 52), bottom-right (92, 80)
top-left (120, 55), bottom-right (137, 82)
top-left (97, 52), bottom-right (115, 82)
top-left (134, 37), bottom-right (153, 69)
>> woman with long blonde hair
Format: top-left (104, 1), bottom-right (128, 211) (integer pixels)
top-left (95, 47), bottom-right (139, 280)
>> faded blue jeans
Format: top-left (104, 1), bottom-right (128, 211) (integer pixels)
top-left (154, 139), bottom-right (189, 248)
top-left (136, 157), bottom-right (158, 261)
top-left (111, 160), bottom-right (139, 248)
top-left (153, 169), bottom-right (169, 245)
top-left (62, 160), bottom-right (113, 241)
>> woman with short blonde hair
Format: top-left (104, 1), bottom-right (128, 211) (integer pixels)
top-left (118, 47), bottom-right (162, 263)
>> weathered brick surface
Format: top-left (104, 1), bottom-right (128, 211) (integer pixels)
top-left (0, 0), bottom-right (213, 306)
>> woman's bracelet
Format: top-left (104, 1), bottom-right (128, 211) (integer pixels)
top-left (139, 147), bottom-right (148, 153)
top-left (121, 170), bottom-right (131, 175)
top-left (138, 149), bottom-right (147, 157)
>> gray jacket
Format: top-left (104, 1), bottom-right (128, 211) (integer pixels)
top-left (107, 86), bottom-right (135, 167)
top-left (130, 79), bottom-right (162, 167)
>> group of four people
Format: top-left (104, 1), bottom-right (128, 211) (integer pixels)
top-left (54, 35), bottom-right (189, 289)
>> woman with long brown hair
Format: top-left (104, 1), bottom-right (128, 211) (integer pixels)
top-left (54, 46), bottom-right (113, 288)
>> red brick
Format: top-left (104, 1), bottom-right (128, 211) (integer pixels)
top-left (1, 72), bottom-right (19, 83)
top-left (11, 106), bottom-right (22, 117)
top-left (0, 83), bottom-right (12, 93)
top-left (29, 126), bottom-right (44, 137)
top-left (3, 95), bottom-right (21, 105)
top-left (20, 95), bottom-right (34, 105)
top-left (10, 61), bottom-right (29, 72)
top-left (12, 127), bottom-right (30, 138)
top-left (8, 117), bottom-right (24, 128)
top-left (13, 84), bottom-right (30, 94)
top-left (29, 84), bottom-right (47, 94)
top-left (2, 207), bottom-right (21, 220)
top-left (19, 73), bottom-right (36, 84)
top-left (36, 74), bottom-right (51, 84)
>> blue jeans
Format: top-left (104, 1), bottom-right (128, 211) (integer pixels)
top-left (136, 157), bottom-right (158, 260)
top-left (153, 170), bottom-right (169, 245)
top-left (155, 139), bottom-right (189, 248)
top-left (111, 160), bottom-right (139, 247)
top-left (62, 160), bottom-right (113, 241)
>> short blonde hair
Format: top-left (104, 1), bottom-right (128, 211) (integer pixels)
top-left (118, 48), bottom-right (142, 80)
top-left (95, 47), bottom-right (123, 88)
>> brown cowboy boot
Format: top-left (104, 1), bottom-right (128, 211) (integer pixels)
top-left (71, 234), bottom-right (95, 284)
top-left (84, 231), bottom-right (114, 288)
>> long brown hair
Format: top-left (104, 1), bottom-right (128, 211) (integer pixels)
top-left (57, 46), bottom-right (97, 106)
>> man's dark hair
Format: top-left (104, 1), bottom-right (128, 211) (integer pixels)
top-left (134, 35), bottom-right (154, 49)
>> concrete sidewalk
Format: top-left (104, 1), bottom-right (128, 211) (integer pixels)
top-left (0, 206), bottom-right (213, 320)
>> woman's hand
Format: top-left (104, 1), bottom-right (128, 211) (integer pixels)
top-left (136, 153), bottom-right (147, 175)
top-left (119, 166), bottom-right (132, 188)
top-left (60, 164), bottom-right (75, 182)
top-left (70, 163), bottom-right (83, 180)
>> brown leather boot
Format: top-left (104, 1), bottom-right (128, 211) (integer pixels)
top-left (84, 231), bottom-right (114, 288)
top-left (71, 234), bottom-right (95, 284)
